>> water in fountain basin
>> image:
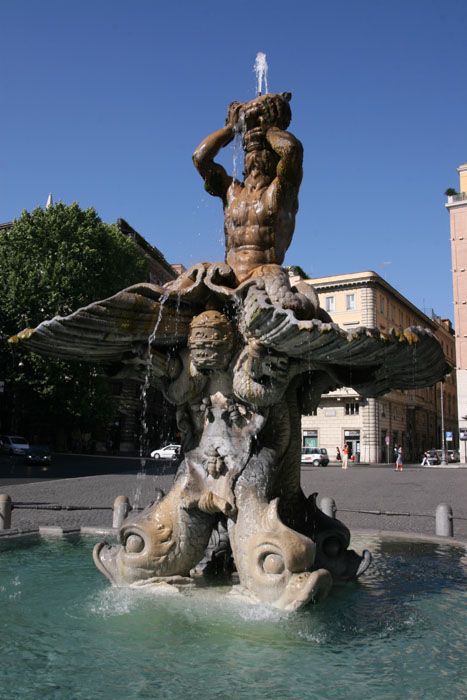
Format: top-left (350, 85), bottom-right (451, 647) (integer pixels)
top-left (254, 52), bottom-right (269, 96)
top-left (1, 533), bottom-right (466, 700)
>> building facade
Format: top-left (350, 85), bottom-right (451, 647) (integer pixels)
top-left (109, 219), bottom-right (179, 452)
top-left (116, 218), bottom-right (178, 286)
top-left (296, 271), bottom-right (457, 464)
top-left (446, 164), bottom-right (467, 462)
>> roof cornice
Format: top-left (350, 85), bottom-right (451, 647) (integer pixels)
top-left (308, 271), bottom-right (440, 330)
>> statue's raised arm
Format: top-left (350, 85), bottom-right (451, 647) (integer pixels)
top-left (266, 125), bottom-right (303, 191)
top-left (192, 102), bottom-right (242, 202)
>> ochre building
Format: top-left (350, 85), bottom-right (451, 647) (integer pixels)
top-left (446, 163), bottom-right (467, 462)
top-left (294, 271), bottom-right (457, 464)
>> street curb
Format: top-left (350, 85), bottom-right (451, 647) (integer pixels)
top-left (302, 463), bottom-right (467, 469)
top-left (351, 527), bottom-right (467, 548)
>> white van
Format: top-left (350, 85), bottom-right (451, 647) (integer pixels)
top-left (301, 447), bottom-right (329, 466)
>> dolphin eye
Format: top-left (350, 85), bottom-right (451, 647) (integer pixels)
top-left (125, 534), bottom-right (144, 553)
top-left (262, 553), bottom-right (285, 574)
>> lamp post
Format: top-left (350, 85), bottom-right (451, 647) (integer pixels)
top-left (440, 381), bottom-right (448, 466)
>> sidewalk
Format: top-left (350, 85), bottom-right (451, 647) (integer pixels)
top-left (324, 461), bottom-right (467, 469)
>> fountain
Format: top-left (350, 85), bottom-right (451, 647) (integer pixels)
top-left (11, 90), bottom-right (450, 611)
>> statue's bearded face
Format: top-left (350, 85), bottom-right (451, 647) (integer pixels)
top-left (188, 313), bottom-right (233, 371)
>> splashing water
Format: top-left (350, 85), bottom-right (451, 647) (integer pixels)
top-left (134, 293), bottom-right (169, 508)
top-left (232, 122), bottom-right (246, 182)
top-left (254, 52), bottom-right (268, 96)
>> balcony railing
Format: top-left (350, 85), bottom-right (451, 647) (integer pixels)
top-left (447, 192), bottom-right (467, 203)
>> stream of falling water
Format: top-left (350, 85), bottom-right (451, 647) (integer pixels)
top-left (232, 123), bottom-right (246, 182)
top-left (232, 51), bottom-right (270, 179)
top-left (134, 293), bottom-right (169, 508)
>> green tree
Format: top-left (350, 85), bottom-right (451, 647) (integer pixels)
top-left (286, 264), bottom-right (310, 279)
top-left (0, 203), bottom-right (148, 444)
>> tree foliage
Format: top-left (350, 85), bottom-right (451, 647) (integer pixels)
top-left (0, 203), bottom-right (148, 441)
top-left (286, 264), bottom-right (310, 279)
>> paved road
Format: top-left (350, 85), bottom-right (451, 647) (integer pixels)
top-left (301, 464), bottom-right (467, 540)
top-left (1, 455), bottom-right (466, 539)
top-left (0, 452), bottom-right (172, 484)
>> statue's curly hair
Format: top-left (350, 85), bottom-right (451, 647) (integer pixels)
top-left (241, 92), bottom-right (292, 131)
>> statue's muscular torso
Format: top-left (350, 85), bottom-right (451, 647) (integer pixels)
top-left (224, 178), bottom-right (298, 283)
top-left (192, 94), bottom-right (303, 285)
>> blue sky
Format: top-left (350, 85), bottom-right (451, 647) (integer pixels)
top-left (1, 0), bottom-right (466, 320)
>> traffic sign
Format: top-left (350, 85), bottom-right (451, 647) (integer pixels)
top-left (445, 431), bottom-right (453, 442)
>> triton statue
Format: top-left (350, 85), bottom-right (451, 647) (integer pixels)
top-left (11, 92), bottom-right (449, 610)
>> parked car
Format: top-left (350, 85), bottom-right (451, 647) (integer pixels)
top-left (0, 435), bottom-right (30, 455)
top-left (150, 444), bottom-right (181, 460)
top-left (424, 449), bottom-right (440, 465)
top-left (24, 444), bottom-right (52, 466)
top-left (301, 447), bottom-right (329, 467)
top-left (435, 449), bottom-right (460, 464)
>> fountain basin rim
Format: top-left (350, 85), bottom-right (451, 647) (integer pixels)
top-left (0, 526), bottom-right (465, 549)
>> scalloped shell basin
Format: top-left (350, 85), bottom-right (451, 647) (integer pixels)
top-left (1, 533), bottom-right (466, 700)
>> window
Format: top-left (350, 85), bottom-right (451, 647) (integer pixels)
top-left (302, 430), bottom-right (318, 448)
top-left (380, 296), bottom-right (385, 314)
top-left (325, 296), bottom-right (335, 312)
top-left (345, 402), bottom-right (359, 415)
top-left (345, 294), bottom-right (356, 310)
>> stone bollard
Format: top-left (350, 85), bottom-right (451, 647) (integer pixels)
top-left (113, 495), bottom-right (130, 529)
top-left (435, 503), bottom-right (453, 537)
top-left (320, 496), bottom-right (336, 519)
top-left (0, 494), bottom-right (12, 530)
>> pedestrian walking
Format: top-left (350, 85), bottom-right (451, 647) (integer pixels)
top-left (342, 444), bottom-right (349, 470)
top-left (336, 447), bottom-right (341, 462)
top-left (421, 450), bottom-right (429, 466)
top-left (395, 445), bottom-right (403, 471)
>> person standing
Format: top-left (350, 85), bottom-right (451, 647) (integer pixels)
top-left (342, 444), bottom-right (349, 470)
top-left (395, 445), bottom-right (404, 471)
top-left (336, 447), bottom-right (341, 462)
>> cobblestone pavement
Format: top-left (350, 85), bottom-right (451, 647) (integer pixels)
top-left (1, 463), bottom-right (466, 540)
